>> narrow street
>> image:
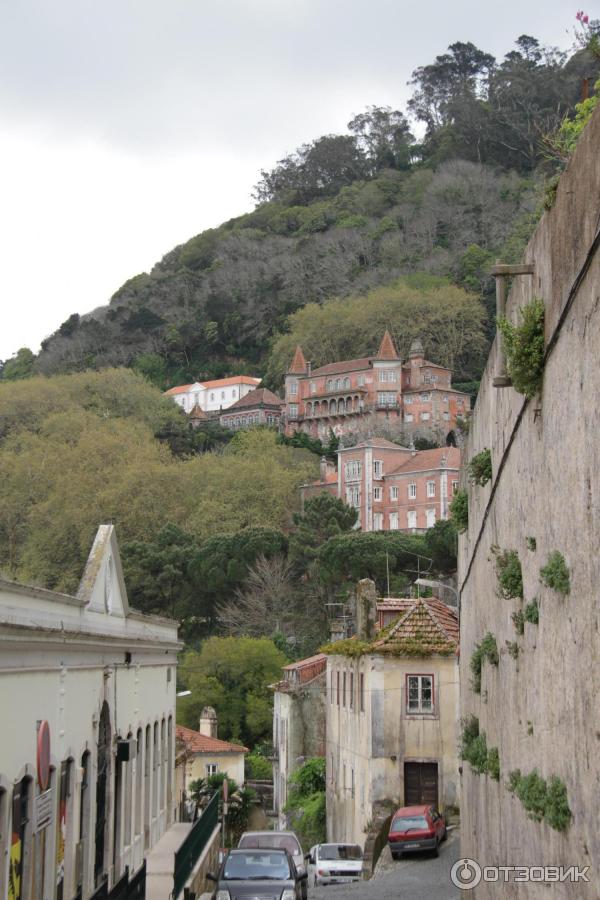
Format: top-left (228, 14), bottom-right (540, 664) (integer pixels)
top-left (309, 829), bottom-right (460, 900)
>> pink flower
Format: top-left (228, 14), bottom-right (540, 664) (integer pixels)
top-left (583, 13), bottom-right (589, 22)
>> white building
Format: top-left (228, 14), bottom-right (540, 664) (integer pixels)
top-left (0, 524), bottom-right (180, 900)
top-left (164, 376), bottom-right (261, 414)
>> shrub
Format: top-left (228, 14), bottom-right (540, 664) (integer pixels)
top-left (470, 632), bottom-right (499, 694)
top-left (450, 489), bottom-right (468, 533)
top-left (245, 753), bottom-right (273, 780)
top-left (507, 770), bottom-right (571, 832)
top-left (493, 547), bottom-right (523, 600)
top-left (524, 598), bottom-right (539, 625)
top-left (540, 551), bottom-right (570, 595)
top-left (487, 747), bottom-right (500, 781)
top-left (505, 640), bottom-right (520, 660)
top-left (511, 609), bottom-right (524, 635)
top-left (526, 536), bottom-right (537, 552)
top-left (467, 449), bottom-right (492, 486)
top-left (289, 757), bottom-right (326, 795)
top-left (497, 298), bottom-right (545, 398)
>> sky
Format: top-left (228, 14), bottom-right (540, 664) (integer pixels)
top-left (0, 0), bottom-right (577, 360)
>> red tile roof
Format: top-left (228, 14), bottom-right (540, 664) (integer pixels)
top-left (226, 387), bottom-right (283, 411)
top-left (339, 437), bottom-right (409, 452)
top-left (201, 376), bottom-right (261, 389)
top-left (164, 383), bottom-right (195, 395)
top-left (373, 596), bottom-right (459, 656)
top-left (311, 357), bottom-right (373, 377)
top-left (388, 447), bottom-right (461, 476)
top-left (188, 404), bottom-right (208, 419)
top-left (282, 653), bottom-right (327, 674)
top-left (175, 725), bottom-right (248, 754)
top-left (288, 346), bottom-right (308, 374)
top-left (376, 330), bottom-right (400, 360)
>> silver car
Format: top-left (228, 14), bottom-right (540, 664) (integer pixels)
top-left (238, 831), bottom-right (307, 900)
top-left (307, 842), bottom-right (363, 886)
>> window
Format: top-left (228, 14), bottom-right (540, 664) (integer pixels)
top-left (330, 671), bottom-right (334, 704)
top-left (290, 381), bottom-right (298, 395)
top-left (390, 486), bottom-right (399, 500)
top-left (351, 768), bottom-right (355, 799)
top-left (443, 394), bottom-right (448, 402)
top-left (420, 392), bottom-right (430, 402)
top-left (327, 380), bottom-right (334, 391)
top-left (404, 414), bottom-right (413, 423)
top-left (404, 395), bottom-right (412, 404)
top-left (206, 763), bottom-right (218, 776)
top-left (373, 487), bottom-right (382, 501)
top-left (342, 672), bottom-right (347, 706)
top-left (457, 398), bottom-right (464, 406)
top-left (452, 480), bottom-right (459, 494)
top-left (344, 460), bottom-right (362, 480)
top-left (337, 671), bottom-right (340, 706)
top-left (373, 460), bottom-right (383, 478)
top-left (221, 391), bottom-right (225, 400)
top-left (346, 485), bottom-right (361, 508)
top-left (407, 674), bottom-right (434, 713)
top-left (210, 393), bottom-right (215, 401)
top-left (344, 377), bottom-right (350, 388)
top-left (232, 389), bottom-right (237, 397)
top-left (360, 674), bottom-right (365, 712)
top-left (289, 403), bottom-right (298, 418)
top-left (423, 372), bottom-right (432, 383)
top-left (310, 382), bottom-right (316, 394)
top-left (421, 412), bottom-right (430, 421)
top-left (11, 777), bottom-right (32, 900)
top-left (443, 412), bottom-right (450, 421)
top-left (336, 379), bottom-right (342, 390)
top-left (408, 483), bottom-right (417, 499)
top-left (373, 513), bottom-right (383, 530)
top-left (407, 510), bottom-right (417, 529)
top-left (427, 481), bottom-right (436, 497)
top-left (377, 392), bottom-right (396, 406)
top-left (426, 508), bottom-right (436, 528)
top-left (358, 375), bottom-right (365, 386)
top-left (350, 672), bottom-right (354, 709)
top-left (389, 512), bottom-right (399, 530)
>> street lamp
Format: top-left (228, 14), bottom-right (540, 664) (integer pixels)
top-left (415, 578), bottom-right (460, 617)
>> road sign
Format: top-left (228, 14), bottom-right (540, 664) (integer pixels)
top-left (34, 789), bottom-right (53, 833)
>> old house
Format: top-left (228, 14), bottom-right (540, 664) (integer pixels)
top-left (0, 525), bottom-right (180, 900)
top-left (219, 387), bottom-right (283, 430)
top-left (324, 580), bottom-right (459, 847)
top-left (301, 441), bottom-right (461, 532)
top-left (164, 375), bottom-right (261, 415)
top-left (271, 655), bottom-right (327, 828)
top-left (283, 332), bottom-right (469, 442)
top-left (175, 708), bottom-right (248, 810)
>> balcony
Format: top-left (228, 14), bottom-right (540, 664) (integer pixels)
top-left (303, 393), bottom-right (366, 419)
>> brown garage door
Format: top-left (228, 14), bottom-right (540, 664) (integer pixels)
top-left (404, 762), bottom-right (438, 806)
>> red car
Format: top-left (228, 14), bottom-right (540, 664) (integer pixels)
top-left (388, 804), bottom-right (447, 859)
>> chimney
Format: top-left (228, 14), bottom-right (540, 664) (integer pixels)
top-left (199, 706), bottom-right (218, 738)
top-left (356, 579), bottom-right (377, 641)
top-left (307, 361), bottom-right (312, 376)
top-left (320, 455), bottom-right (328, 482)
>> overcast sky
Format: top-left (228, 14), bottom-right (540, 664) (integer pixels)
top-left (0, 0), bottom-right (576, 360)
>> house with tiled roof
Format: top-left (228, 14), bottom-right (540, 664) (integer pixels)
top-left (270, 654), bottom-right (327, 828)
top-left (323, 579), bottom-right (459, 849)
top-left (174, 707), bottom-right (248, 813)
top-left (301, 441), bottom-right (461, 533)
top-left (282, 332), bottom-right (470, 442)
top-left (220, 387), bottom-right (283, 430)
top-left (164, 375), bottom-right (261, 416)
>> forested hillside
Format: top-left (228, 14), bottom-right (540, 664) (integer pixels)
top-left (14, 33), bottom-right (598, 388)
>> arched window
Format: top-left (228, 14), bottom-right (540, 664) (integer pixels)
top-left (79, 752), bottom-right (91, 895)
top-left (160, 720), bottom-right (167, 816)
top-left (124, 734), bottom-right (133, 850)
top-left (144, 726), bottom-right (151, 851)
top-left (95, 701), bottom-right (111, 887)
top-left (152, 723), bottom-right (159, 821)
top-left (135, 730), bottom-right (143, 842)
top-left (10, 776), bottom-right (33, 900)
top-left (167, 718), bottom-right (173, 825)
top-left (57, 759), bottom-right (75, 900)
top-left (0, 786), bottom-right (7, 900)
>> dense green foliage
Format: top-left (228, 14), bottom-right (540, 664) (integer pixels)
top-left (511, 610), bottom-right (525, 636)
top-left (467, 449), bottom-right (492, 486)
top-left (284, 759), bottom-right (327, 849)
top-left (178, 637), bottom-right (288, 746)
top-left (449, 489), bottom-right (468, 533)
top-left (497, 298), bottom-right (545, 398)
top-left (289, 494), bottom-right (358, 572)
top-left (188, 774), bottom-right (256, 843)
top-left (470, 632), bottom-right (499, 693)
top-left (524, 598), bottom-right (540, 624)
top-left (507, 769), bottom-right (571, 831)
top-left (460, 717), bottom-right (499, 779)
top-left (539, 551), bottom-right (571, 595)
top-left (493, 548), bottom-right (524, 600)
top-left (245, 753), bottom-right (273, 781)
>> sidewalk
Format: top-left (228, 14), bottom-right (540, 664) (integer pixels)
top-left (145, 823), bottom-right (192, 900)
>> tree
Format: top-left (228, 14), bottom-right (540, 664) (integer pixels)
top-left (0, 348), bottom-right (35, 381)
top-left (289, 494), bottom-right (357, 573)
top-left (178, 637), bottom-right (288, 746)
top-left (424, 519), bottom-right (458, 574)
top-left (216, 554), bottom-right (297, 638)
top-left (316, 531), bottom-right (430, 594)
top-left (347, 106), bottom-right (414, 172)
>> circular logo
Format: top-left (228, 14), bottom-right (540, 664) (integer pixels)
top-left (451, 858), bottom-right (482, 890)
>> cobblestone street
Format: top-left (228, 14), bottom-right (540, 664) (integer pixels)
top-left (309, 829), bottom-right (460, 900)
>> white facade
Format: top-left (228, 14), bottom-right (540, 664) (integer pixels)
top-left (0, 525), bottom-right (180, 900)
top-left (167, 377), bottom-right (261, 414)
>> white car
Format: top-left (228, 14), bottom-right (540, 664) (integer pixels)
top-left (307, 842), bottom-right (363, 886)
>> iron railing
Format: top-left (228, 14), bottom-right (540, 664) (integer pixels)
top-left (88, 863), bottom-right (146, 900)
top-left (173, 792), bottom-right (219, 898)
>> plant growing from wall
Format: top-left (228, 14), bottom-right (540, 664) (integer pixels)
top-left (507, 769), bottom-right (571, 832)
top-left (526, 536), bottom-right (537, 552)
top-left (540, 551), bottom-right (570, 595)
top-left (497, 298), bottom-right (545, 398)
top-left (524, 598), bottom-right (539, 625)
top-left (511, 609), bottom-right (525, 635)
top-left (460, 717), bottom-right (500, 779)
top-left (505, 640), bottom-right (520, 660)
top-left (470, 632), bottom-right (499, 694)
top-left (493, 547), bottom-right (523, 600)
top-left (467, 448), bottom-right (492, 486)
top-left (487, 746), bottom-right (500, 781)
top-left (450, 489), bottom-right (468, 533)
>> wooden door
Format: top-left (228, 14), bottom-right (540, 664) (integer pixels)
top-left (404, 762), bottom-right (438, 807)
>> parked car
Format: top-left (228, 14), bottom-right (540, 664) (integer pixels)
top-left (388, 804), bottom-right (447, 859)
top-left (238, 831), bottom-right (307, 899)
top-left (306, 843), bottom-right (363, 886)
top-left (207, 848), bottom-right (306, 900)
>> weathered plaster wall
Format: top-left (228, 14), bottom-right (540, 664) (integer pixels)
top-left (459, 103), bottom-right (600, 897)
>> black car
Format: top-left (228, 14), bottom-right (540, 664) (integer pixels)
top-left (208, 848), bottom-right (307, 900)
